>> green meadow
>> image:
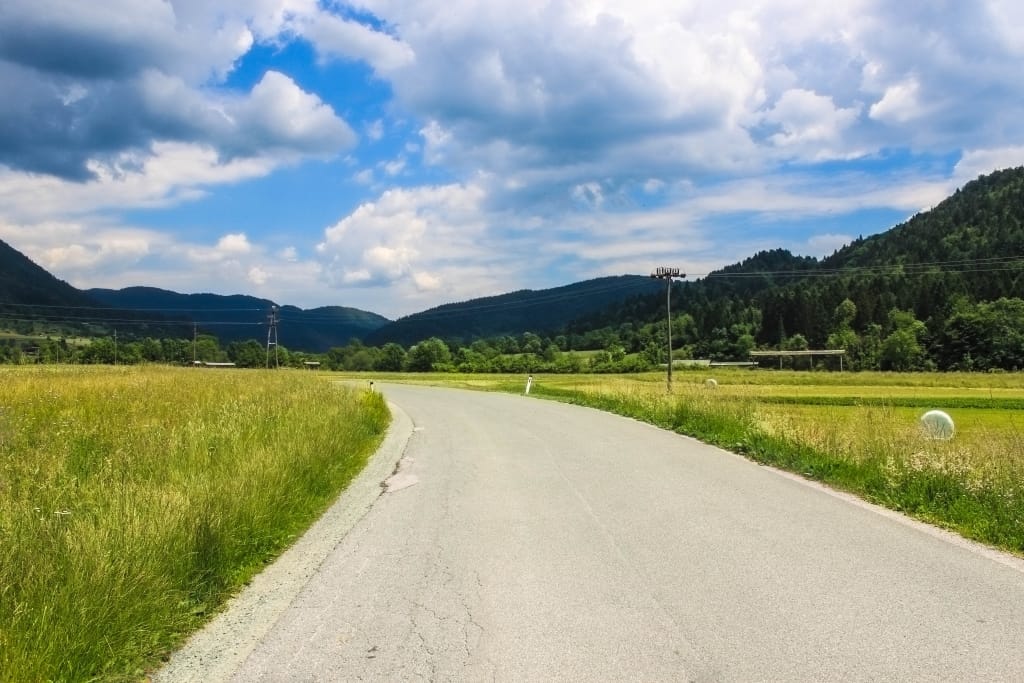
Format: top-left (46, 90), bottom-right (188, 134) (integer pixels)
top-left (5, 365), bottom-right (1023, 680)
top-left (0, 366), bottom-right (389, 682)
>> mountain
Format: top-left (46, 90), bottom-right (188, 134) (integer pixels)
top-left (365, 275), bottom-right (664, 347)
top-left (564, 166), bottom-right (1024, 368)
top-left (0, 239), bottom-right (189, 338)
top-left (1, 238), bottom-right (102, 311)
top-left (749, 165), bottom-right (1024, 346)
top-left (87, 287), bottom-right (390, 352)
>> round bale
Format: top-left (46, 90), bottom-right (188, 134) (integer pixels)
top-left (920, 409), bottom-right (954, 440)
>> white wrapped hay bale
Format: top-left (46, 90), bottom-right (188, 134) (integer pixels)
top-left (920, 410), bottom-right (954, 440)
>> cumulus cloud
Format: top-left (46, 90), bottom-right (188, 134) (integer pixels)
top-left (0, 1), bottom-right (354, 180)
top-left (3, 0), bottom-right (1024, 317)
top-left (868, 79), bottom-right (922, 124)
top-left (953, 147), bottom-right (1024, 185)
top-left (292, 10), bottom-right (414, 72)
top-left (308, 181), bottom-right (667, 313)
top-left (247, 266), bottom-right (270, 285)
top-left (316, 184), bottom-right (487, 292)
top-left (0, 143), bottom-right (275, 223)
top-left (321, 0), bottom-right (1024, 205)
top-left (762, 88), bottom-right (862, 157)
top-left (806, 233), bottom-right (854, 257)
top-left (216, 233), bottom-right (252, 254)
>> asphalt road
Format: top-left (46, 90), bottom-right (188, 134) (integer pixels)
top-left (158, 383), bottom-right (1024, 682)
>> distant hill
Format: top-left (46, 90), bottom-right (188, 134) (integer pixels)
top-left (0, 239), bottom-right (189, 338)
top-left (568, 166), bottom-right (1024, 361)
top-left (366, 275), bottom-right (664, 347)
top-left (0, 239), bottom-right (97, 308)
top-left (750, 165), bottom-right (1024, 345)
top-left (87, 287), bottom-right (390, 351)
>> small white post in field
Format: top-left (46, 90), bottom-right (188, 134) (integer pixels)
top-left (525, 375), bottom-right (533, 395)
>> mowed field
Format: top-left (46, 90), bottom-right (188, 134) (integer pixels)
top-left (0, 366), bottom-right (389, 683)
top-left (338, 369), bottom-right (1024, 556)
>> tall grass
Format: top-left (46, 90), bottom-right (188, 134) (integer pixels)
top-left (0, 366), bottom-right (389, 682)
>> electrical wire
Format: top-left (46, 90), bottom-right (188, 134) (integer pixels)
top-left (2, 255), bottom-right (1021, 328)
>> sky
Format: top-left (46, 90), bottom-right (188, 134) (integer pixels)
top-left (1, 1), bottom-right (1023, 319)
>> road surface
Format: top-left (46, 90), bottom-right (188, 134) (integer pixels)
top-left (158, 383), bottom-right (1024, 681)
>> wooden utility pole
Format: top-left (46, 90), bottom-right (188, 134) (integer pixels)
top-left (650, 267), bottom-right (685, 393)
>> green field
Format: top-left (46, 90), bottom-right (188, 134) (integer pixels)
top-left (0, 366), bottom-right (389, 682)
top-left (6, 365), bottom-right (1021, 679)
top-left (335, 369), bottom-right (1024, 556)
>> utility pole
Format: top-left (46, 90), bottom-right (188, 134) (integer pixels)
top-left (193, 323), bottom-right (197, 364)
top-left (650, 267), bottom-right (685, 393)
top-left (113, 329), bottom-right (118, 366)
top-left (266, 306), bottom-right (280, 368)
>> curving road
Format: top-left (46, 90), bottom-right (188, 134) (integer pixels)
top-left (159, 383), bottom-right (1024, 681)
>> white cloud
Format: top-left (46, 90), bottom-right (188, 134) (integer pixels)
top-left (231, 71), bottom-right (355, 157)
top-left (0, 2), bottom-right (354, 180)
top-left (366, 119), bottom-right (385, 141)
top-left (0, 143), bottom-right (274, 223)
top-left (643, 178), bottom-right (665, 194)
top-left (382, 158), bottom-right (406, 176)
top-left (4, 0), bottom-right (1024, 320)
top-left (216, 233), bottom-right (252, 254)
top-left (293, 10), bottom-right (415, 73)
top-left (247, 265), bottom-right (269, 285)
top-left (571, 182), bottom-right (605, 208)
top-left (763, 88), bottom-right (861, 157)
top-left (953, 147), bottom-right (1024, 186)
top-left (279, 246), bottom-right (299, 261)
top-left (317, 184), bottom-right (488, 294)
top-left (806, 233), bottom-right (853, 257)
top-left (868, 79), bottom-right (922, 124)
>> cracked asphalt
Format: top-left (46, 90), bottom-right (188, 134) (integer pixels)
top-left (159, 383), bottom-right (1024, 681)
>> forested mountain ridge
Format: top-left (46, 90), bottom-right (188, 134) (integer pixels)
top-left (88, 287), bottom-right (390, 352)
top-left (365, 275), bottom-right (664, 347)
top-left (825, 167), bottom-right (1024, 270)
top-left (755, 166), bottom-right (1024, 347)
top-left (566, 166), bottom-right (1024, 371)
top-left (0, 239), bottom-right (190, 339)
top-left (1, 239), bottom-right (103, 310)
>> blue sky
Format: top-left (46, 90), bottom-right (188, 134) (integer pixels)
top-left (1, 1), bottom-right (1023, 319)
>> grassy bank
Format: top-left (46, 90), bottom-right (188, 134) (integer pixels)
top-left (0, 366), bottom-right (389, 682)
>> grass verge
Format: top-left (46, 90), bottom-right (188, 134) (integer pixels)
top-left (523, 381), bottom-right (1024, 556)
top-left (0, 366), bottom-right (389, 682)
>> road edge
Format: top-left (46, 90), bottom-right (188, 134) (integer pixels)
top-left (153, 398), bottom-right (414, 682)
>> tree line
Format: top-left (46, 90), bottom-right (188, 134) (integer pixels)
top-left (2, 293), bottom-right (1023, 372)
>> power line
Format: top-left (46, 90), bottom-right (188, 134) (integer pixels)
top-left (0, 314), bottom-right (262, 327)
top-left (0, 301), bottom-right (265, 312)
top-left (1, 255), bottom-right (1021, 331)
